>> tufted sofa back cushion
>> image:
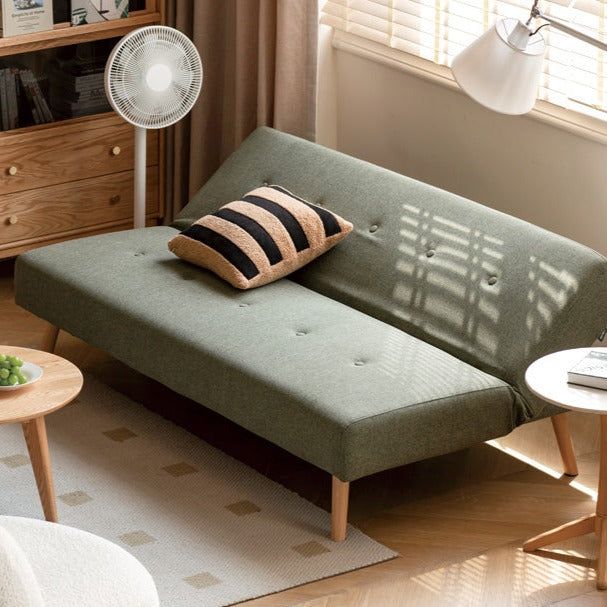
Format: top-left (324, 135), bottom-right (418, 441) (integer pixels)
top-left (176, 127), bottom-right (607, 421)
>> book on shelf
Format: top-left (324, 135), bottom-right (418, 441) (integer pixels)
top-left (53, 0), bottom-right (69, 22)
top-left (7, 67), bottom-right (19, 129)
top-left (19, 71), bottom-right (41, 124)
top-left (58, 87), bottom-right (105, 102)
top-left (0, 0), bottom-right (54, 37)
top-left (20, 69), bottom-right (52, 123)
top-left (0, 70), bottom-right (8, 131)
top-left (51, 97), bottom-right (109, 113)
top-left (48, 51), bottom-right (110, 118)
top-left (71, 0), bottom-right (128, 25)
top-left (0, 67), bottom-right (54, 130)
top-left (568, 351), bottom-right (607, 390)
top-left (0, 67), bottom-right (23, 130)
top-left (53, 71), bottom-right (103, 90)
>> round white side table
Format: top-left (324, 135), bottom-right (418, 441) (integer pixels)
top-left (524, 347), bottom-right (607, 590)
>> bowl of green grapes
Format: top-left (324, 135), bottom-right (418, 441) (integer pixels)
top-left (0, 354), bottom-right (43, 391)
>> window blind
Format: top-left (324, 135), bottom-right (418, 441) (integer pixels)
top-left (321, 0), bottom-right (607, 118)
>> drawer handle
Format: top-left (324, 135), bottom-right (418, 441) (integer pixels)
top-left (8, 166), bottom-right (17, 176)
top-left (111, 146), bottom-right (121, 156)
top-left (8, 215), bottom-right (18, 225)
top-left (110, 195), bottom-right (121, 204)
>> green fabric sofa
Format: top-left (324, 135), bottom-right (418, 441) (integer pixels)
top-left (14, 127), bottom-right (607, 540)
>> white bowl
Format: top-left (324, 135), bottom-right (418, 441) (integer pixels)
top-left (0, 362), bottom-right (43, 391)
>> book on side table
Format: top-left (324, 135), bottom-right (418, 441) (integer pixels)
top-left (568, 350), bottom-right (607, 390)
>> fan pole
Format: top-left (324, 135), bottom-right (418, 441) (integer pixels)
top-left (133, 126), bottom-right (147, 229)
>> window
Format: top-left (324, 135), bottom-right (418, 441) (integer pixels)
top-left (321, 0), bottom-right (607, 120)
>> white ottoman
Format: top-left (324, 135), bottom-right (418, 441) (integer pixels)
top-left (0, 516), bottom-right (159, 607)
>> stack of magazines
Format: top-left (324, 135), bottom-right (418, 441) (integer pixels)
top-left (0, 68), bottom-right (53, 130)
top-left (49, 54), bottom-right (110, 119)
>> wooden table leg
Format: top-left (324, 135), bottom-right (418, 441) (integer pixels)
top-left (551, 413), bottom-right (579, 476)
top-left (22, 416), bottom-right (57, 523)
top-left (524, 514), bottom-right (596, 552)
top-left (596, 416), bottom-right (607, 589)
top-left (523, 416), bottom-right (607, 590)
top-left (598, 519), bottom-right (607, 590)
top-left (597, 418), bottom-right (607, 518)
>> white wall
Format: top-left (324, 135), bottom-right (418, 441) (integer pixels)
top-left (317, 27), bottom-right (607, 255)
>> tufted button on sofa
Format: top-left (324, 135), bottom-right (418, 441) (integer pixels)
top-left (14, 127), bottom-right (607, 542)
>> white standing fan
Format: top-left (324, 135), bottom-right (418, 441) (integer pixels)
top-left (105, 26), bottom-right (203, 228)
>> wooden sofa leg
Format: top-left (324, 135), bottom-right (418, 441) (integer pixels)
top-left (551, 413), bottom-right (579, 476)
top-left (331, 476), bottom-right (349, 542)
top-left (40, 323), bottom-right (59, 354)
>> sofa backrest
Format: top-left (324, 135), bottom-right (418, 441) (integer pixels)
top-left (176, 127), bottom-right (607, 420)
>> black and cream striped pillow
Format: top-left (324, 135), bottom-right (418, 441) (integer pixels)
top-left (168, 185), bottom-right (353, 290)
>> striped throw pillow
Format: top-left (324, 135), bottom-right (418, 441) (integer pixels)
top-left (168, 185), bottom-right (353, 290)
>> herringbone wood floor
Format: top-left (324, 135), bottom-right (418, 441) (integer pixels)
top-left (2, 258), bottom-right (605, 607)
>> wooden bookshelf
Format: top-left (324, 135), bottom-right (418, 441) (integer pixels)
top-left (0, 0), bottom-right (165, 260)
top-left (0, 12), bottom-right (162, 57)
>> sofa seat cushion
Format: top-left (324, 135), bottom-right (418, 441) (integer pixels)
top-left (16, 227), bottom-right (517, 481)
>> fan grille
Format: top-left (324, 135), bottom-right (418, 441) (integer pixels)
top-left (105, 26), bottom-right (203, 129)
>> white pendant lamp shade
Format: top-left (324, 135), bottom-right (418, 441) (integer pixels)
top-left (451, 19), bottom-right (545, 115)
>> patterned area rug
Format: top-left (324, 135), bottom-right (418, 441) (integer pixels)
top-left (0, 376), bottom-right (396, 606)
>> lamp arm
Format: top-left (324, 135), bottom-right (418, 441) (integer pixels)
top-left (530, 6), bottom-right (607, 51)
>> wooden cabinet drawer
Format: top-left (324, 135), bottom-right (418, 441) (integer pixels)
top-left (0, 168), bottom-right (158, 249)
top-left (0, 121), bottom-right (158, 196)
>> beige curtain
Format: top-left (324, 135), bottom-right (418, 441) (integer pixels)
top-left (165, 0), bottom-right (318, 222)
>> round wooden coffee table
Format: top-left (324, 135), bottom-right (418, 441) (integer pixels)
top-left (0, 346), bottom-right (83, 523)
top-left (524, 347), bottom-right (607, 589)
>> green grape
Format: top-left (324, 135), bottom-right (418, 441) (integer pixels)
top-left (0, 356), bottom-right (27, 386)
